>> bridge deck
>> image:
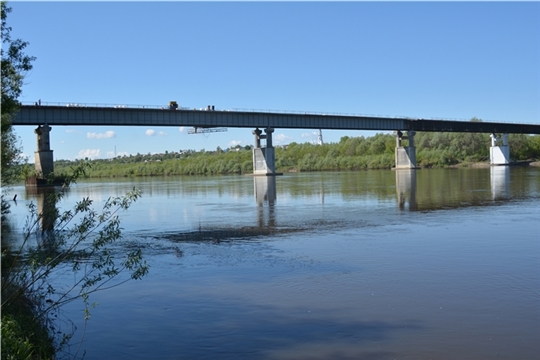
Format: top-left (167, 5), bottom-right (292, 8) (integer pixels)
top-left (12, 105), bottom-right (540, 134)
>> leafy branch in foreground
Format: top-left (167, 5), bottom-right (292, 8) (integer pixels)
top-left (1, 163), bottom-right (149, 358)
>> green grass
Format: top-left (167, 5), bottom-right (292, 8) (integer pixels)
top-left (1, 283), bottom-right (56, 360)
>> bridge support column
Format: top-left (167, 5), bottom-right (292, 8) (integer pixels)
top-left (34, 124), bottom-right (54, 178)
top-left (252, 128), bottom-right (280, 176)
top-left (490, 133), bottom-right (510, 165)
top-left (394, 130), bottom-right (417, 169)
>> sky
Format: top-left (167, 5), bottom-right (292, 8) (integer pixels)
top-left (6, 1), bottom-right (540, 162)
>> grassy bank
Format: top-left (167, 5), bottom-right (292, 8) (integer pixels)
top-left (1, 241), bottom-right (56, 360)
top-left (1, 287), bottom-right (56, 359)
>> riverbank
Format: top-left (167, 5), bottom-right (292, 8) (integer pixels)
top-left (449, 160), bottom-right (539, 168)
top-left (14, 131), bottom-right (540, 179)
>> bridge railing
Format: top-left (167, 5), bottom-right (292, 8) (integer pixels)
top-left (21, 101), bottom-right (166, 110)
top-left (21, 101), bottom-right (399, 118)
top-left (20, 101), bottom-right (535, 125)
top-left (21, 101), bottom-right (405, 117)
top-left (230, 107), bottom-right (391, 118)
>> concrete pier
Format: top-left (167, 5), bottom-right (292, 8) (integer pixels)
top-left (252, 127), bottom-right (281, 176)
top-left (34, 124), bottom-right (54, 178)
top-left (490, 133), bottom-right (510, 165)
top-left (395, 130), bottom-right (417, 169)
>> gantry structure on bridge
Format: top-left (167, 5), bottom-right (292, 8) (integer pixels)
top-left (13, 103), bottom-right (540, 179)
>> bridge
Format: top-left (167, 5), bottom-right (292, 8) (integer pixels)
top-left (13, 103), bottom-right (540, 179)
top-left (14, 104), bottom-right (540, 133)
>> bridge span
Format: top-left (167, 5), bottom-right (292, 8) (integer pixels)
top-left (12, 104), bottom-right (540, 180)
top-left (13, 104), bottom-right (540, 134)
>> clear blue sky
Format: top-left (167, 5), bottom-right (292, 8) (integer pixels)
top-left (7, 1), bottom-right (540, 161)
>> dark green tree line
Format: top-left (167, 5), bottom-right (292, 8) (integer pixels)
top-left (43, 128), bottom-right (540, 179)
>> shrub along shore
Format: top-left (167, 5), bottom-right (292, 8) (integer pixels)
top-left (39, 131), bottom-right (540, 179)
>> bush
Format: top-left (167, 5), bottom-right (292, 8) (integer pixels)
top-left (1, 164), bottom-right (149, 358)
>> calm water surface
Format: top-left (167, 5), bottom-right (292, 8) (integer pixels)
top-left (6, 167), bottom-right (540, 360)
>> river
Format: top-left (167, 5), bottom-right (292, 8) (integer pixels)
top-left (5, 167), bottom-right (540, 359)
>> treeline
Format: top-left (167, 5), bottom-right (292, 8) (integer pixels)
top-left (54, 148), bottom-right (254, 177)
top-left (33, 130), bottom-right (540, 179)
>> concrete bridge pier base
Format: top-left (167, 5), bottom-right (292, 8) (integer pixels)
top-left (490, 133), bottom-right (510, 165)
top-left (34, 124), bottom-right (54, 178)
top-left (394, 130), bottom-right (417, 169)
top-left (252, 128), bottom-right (281, 176)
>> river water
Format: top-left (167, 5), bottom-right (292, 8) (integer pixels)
top-left (5, 167), bottom-right (540, 359)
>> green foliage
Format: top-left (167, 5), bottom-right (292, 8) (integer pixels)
top-left (1, 295), bottom-right (55, 360)
top-left (53, 148), bottom-right (255, 177)
top-left (415, 131), bottom-right (491, 167)
top-left (45, 127), bottom-right (540, 179)
top-left (1, 1), bottom-right (36, 187)
top-left (2, 315), bottom-right (40, 360)
top-left (2, 163), bottom-right (149, 358)
top-left (508, 133), bottom-right (538, 160)
top-left (1, 1), bottom-right (35, 230)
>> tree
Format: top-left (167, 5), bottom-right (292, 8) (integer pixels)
top-left (1, 1), bottom-right (36, 187)
top-left (1, 4), bottom-right (149, 357)
top-left (2, 166), bottom-right (149, 358)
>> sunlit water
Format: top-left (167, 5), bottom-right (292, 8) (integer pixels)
top-left (4, 167), bottom-right (540, 360)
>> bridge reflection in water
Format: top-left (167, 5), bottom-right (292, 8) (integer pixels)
top-left (254, 176), bottom-right (277, 228)
top-left (26, 186), bottom-right (58, 233)
top-left (24, 167), bottom-right (519, 242)
top-left (490, 166), bottom-right (510, 200)
top-left (395, 167), bottom-right (512, 211)
top-left (254, 176), bottom-right (276, 207)
top-left (395, 169), bottom-right (418, 211)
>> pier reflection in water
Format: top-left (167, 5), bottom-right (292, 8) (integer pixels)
top-left (254, 176), bottom-right (276, 206)
top-left (26, 186), bottom-right (59, 233)
top-left (395, 169), bottom-right (417, 211)
top-left (17, 167), bottom-right (527, 237)
top-left (491, 166), bottom-right (510, 200)
top-left (395, 166), bottom-right (512, 210)
top-left (254, 176), bottom-right (276, 228)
